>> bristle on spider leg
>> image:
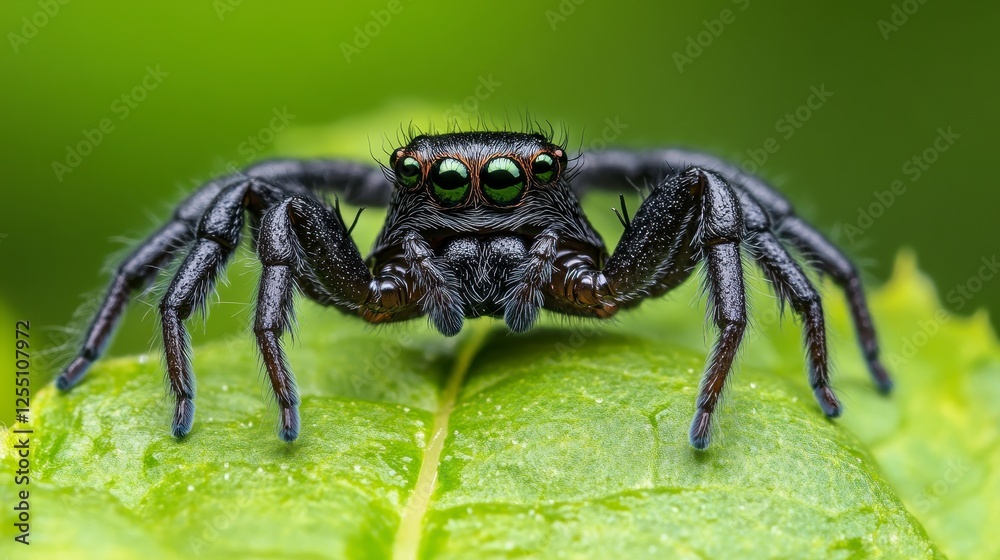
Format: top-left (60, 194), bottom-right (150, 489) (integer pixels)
top-left (689, 409), bottom-right (713, 450)
top-left (278, 405), bottom-right (300, 442)
top-left (172, 397), bottom-right (195, 438)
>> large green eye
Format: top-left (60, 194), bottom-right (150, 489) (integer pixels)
top-left (531, 153), bottom-right (557, 182)
top-left (481, 157), bottom-right (526, 206)
top-left (395, 156), bottom-right (421, 188)
top-left (430, 158), bottom-right (471, 206)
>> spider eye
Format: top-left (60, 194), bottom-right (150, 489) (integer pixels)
top-left (430, 158), bottom-right (471, 206)
top-left (481, 157), bottom-right (526, 206)
top-left (531, 153), bottom-right (557, 183)
top-left (395, 156), bottom-right (422, 188)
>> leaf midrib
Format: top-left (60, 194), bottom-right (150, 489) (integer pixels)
top-left (392, 321), bottom-right (493, 560)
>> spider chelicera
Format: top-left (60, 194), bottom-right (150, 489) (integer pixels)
top-left (56, 130), bottom-right (892, 449)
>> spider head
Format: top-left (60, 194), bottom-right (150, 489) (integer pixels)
top-left (388, 132), bottom-right (568, 208)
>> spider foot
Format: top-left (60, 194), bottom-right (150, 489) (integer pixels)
top-left (171, 397), bottom-right (195, 438)
top-left (429, 307), bottom-right (464, 337)
top-left (869, 361), bottom-right (894, 394)
top-left (689, 409), bottom-right (713, 450)
top-left (504, 302), bottom-right (538, 333)
top-left (278, 406), bottom-right (300, 443)
top-left (56, 356), bottom-right (91, 391)
top-left (504, 227), bottom-right (558, 334)
top-left (504, 283), bottom-right (542, 333)
top-left (814, 386), bottom-right (843, 418)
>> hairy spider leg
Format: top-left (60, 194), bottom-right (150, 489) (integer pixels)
top-left (254, 194), bottom-right (468, 440)
top-left (575, 148), bottom-right (893, 393)
top-left (57, 159), bottom-right (391, 438)
top-left (55, 180), bottom-right (225, 390)
top-left (504, 226), bottom-right (560, 332)
top-left (621, 169), bottom-right (748, 449)
top-left (778, 216), bottom-right (893, 392)
top-left (158, 177), bottom-right (288, 437)
top-left (245, 158), bottom-right (394, 206)
top-left (737, 191), bottom-right (841, 417)
top-left (542, 169), bottom-right (751, 448)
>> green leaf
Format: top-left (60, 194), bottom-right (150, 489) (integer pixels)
top-left (3, 111), bottom-right (994, 559)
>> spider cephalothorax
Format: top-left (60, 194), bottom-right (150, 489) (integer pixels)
top-left (57, 129), bottom-right (893, 449)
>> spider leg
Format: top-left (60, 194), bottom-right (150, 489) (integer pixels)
top-left (57, 157), bottom-right (385, 391)
top-left (250, 196), bottom-right (465, 441)
top-left (683, 171), bottom-right (748, 449)
top-left (251, 195), bottom-right (385, 441)
top-left (245, 158), bottom-right (392, 206)
top-left (260, 185), bottom-right (466, 336)
top-left (576, 148), bottom-right (892, 392)
top-left (504, 226), bottom-right (560, 332)
top-left (691, 240), bottom-right (747, 450)
top-left (778, 216), bottom-right (893, 392)
top-left (159, 177), bottom-right (286, 437)
top-left (546, 168), bottom-right (749, 448)
top-left (573, 148), bottom-right (791, 216)
top-left (401, 230), bottom-right (465, 336)
top-left (261, 196), bottom-right (461, 333)
top-left (739, 193), bottom-right (841, 416)
top-left (58, 156), bottom-right (389, 410)
top-left (253, 199), bottom-right (308, 443)
top-left (254, 258), bottom-right (300, 442)
top-left (55, 180), bottom-right (226, 390)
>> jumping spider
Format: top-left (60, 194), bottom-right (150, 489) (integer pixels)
top-left (57, 130), bottom-right (893, 449)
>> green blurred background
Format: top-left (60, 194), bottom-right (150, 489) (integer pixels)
top-left (0, 1), bottom-right (996, 425)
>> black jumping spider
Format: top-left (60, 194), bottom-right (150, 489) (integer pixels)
top-left (57, 131), bottom-right (892, 449)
